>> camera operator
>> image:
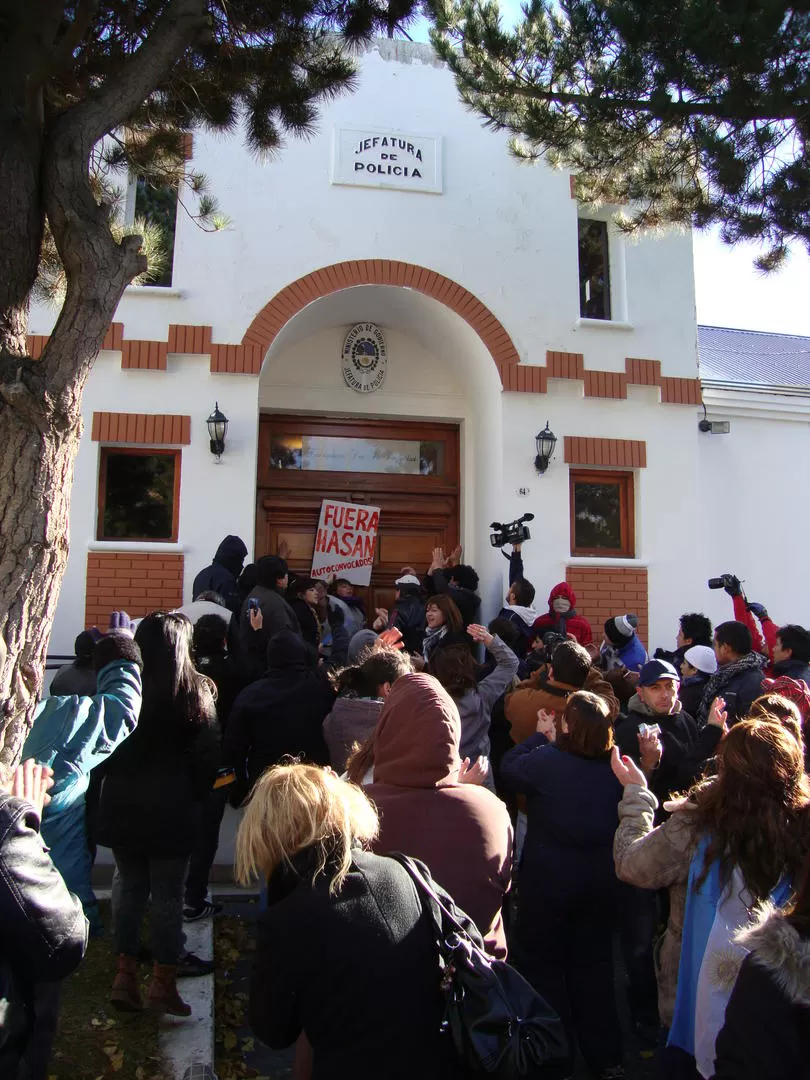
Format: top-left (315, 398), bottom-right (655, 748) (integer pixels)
top-left (495, 543), bottom-right (537, 658)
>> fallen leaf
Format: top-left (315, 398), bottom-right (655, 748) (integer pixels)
top-left (241, 1037), bottom-right (254, 1051)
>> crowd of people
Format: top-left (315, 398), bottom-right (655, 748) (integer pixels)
top-left (2, 538), bottom-right (810, 1080)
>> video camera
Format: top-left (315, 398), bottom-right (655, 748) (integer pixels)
top-left (489, 513), bottom-right (534, 549)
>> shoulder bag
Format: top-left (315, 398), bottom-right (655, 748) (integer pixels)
top-left (392, 853), bottom-right (568, 1079)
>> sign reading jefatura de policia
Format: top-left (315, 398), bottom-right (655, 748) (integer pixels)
top-left (331, 127), bottom-right (443, 195)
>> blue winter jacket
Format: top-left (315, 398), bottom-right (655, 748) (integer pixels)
top-left (22, 660), bottom-right (142, 902)
top-left (618, 634), bottom-right (648, 674)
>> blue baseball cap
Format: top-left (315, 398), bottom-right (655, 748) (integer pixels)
top-left (638, 659), bottom-right (680, 687)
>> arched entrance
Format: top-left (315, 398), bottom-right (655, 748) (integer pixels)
top-left (253, 266), bottom-right (512, 615)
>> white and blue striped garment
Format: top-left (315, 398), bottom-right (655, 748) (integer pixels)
top-left (668, 834), bottom-right (793, 1078)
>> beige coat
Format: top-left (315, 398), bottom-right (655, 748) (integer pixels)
top-left (613, 784), bottom-right (700, 1026)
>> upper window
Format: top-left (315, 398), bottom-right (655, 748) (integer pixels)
top-left (570, 469), bottom-right (634, 557)
top-left (578, 219), bottom-right (611, 320)
top-left (125, 176), bottom-right (179, 287)
top-left (97, 449), bottom-right (180, 542)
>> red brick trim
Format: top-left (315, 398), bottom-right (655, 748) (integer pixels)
top-left (500, 351), bottom-right (701, 405)
top-left (91, 413), bottom-right (191, 445)
top-left (122, 339), bottom-right (169, 370)
top-left (564, 437), bottom-right (647, 468)
top-left (85, 553), bottom-right (184, 627)
top-left (565, 566), bottom-right (649, 650)
top-left (239, 260), bottom-right (521, 376)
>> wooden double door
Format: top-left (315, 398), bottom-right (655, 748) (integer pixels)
top-left (256, 415), bottom-right (460, 616)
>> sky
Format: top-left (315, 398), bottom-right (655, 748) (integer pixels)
top-left (410, 6), bottom-right (810, 338)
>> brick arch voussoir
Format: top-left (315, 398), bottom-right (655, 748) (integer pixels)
top-left (241, 259), bottom-right (519, 383)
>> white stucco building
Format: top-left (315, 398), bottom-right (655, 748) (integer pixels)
top-left (29, 38), bottom-right (810, 659)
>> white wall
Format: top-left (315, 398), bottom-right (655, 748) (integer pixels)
top-left (697, 392), bottom-right (810, 631)
top-left (51, 354), bottom-right (260, 652)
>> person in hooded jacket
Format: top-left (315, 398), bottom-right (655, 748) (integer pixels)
top-left (192, 535), bottom-right (248, 615)
top-left (713, 846), bottom-right (810, 1080)
top-left (237, 556), bottom-right (302, 682)
top-left (222, 631), bottom-right (334, 806)
top-left (366, 673), bottom-right (513, 958)
top-left (531, 582), bottom-right (593, 647)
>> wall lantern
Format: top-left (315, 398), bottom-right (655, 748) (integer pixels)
top-left (534, 422), bottom-right (557, 474)
top-left (207, 402), bottom-right (229, 462)
top-left (698, 404), bottom-right (730, 435)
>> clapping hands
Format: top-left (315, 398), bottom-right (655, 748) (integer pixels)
top-left (610, 746), bottom-right (648, 788)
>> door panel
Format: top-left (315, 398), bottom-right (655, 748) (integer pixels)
top-left (256, 415), bottom-right (460, 621)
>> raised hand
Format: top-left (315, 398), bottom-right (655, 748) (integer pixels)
top-left (536, 708), bottom-right (557, 742)
top-left (7, 759), bottom-right (55, 818)
top-left (638, 730), bottom-right (663, 773)
top-left (611, 745), bottom-right (648, 788)
top-left (707, 696), bottom-right (728, 730)
top-left (467, 623), bottom-right (493, 647)
top-left (277, 538), bottom-right (291, 561)
top-left (458, 756), bottom-right (489, 785)
top-left (429, 547), bottom-right (447, 572)
top-left (372, 607), bottom-right (389, 631)
top-left (447, 545), bottom-right (463, 567)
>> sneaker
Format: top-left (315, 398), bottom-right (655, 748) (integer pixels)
top-left (176, 951), bottom-right (214, 978)
top-left (183, 899), bottom-right (222, 922)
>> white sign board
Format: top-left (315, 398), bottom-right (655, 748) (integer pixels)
top-left (311, 499), bottom-right (381, 586)
top-left (331, 126), bottom-right (443, 194)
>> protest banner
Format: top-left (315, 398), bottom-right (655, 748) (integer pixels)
top-left (311, 499), bottom-right (380, 586)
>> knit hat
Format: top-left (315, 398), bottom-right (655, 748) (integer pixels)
top-left (684, 644), bottom-right (718, 676)
top-left (604, 614), bottom-right (638, 646)
top-left (348, 629), bottom-right (378, 664)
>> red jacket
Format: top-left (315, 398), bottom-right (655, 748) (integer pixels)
top-left (532, 582), bottom-right (593, 646)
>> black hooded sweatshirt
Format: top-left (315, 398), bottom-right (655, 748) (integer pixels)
top-left (222, 631), bottom-right (333, 802)
top-left (192, 535), bottom-right (248, 614)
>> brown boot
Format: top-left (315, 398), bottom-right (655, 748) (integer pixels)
top-left (110, 954), bottom-right (143, 1012)
top-left (147, 963), bottom-right (191, 1017)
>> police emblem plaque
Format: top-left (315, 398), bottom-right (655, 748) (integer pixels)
top-left (341, 323), bottom-right (388, 394)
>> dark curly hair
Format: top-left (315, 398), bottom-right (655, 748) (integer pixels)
top-left (691, 719), bottom-right (810, 901)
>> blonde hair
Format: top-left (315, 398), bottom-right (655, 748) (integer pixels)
top-left (234, 763), bottom-right (379, 894)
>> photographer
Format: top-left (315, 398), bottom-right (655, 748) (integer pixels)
top-left (717, 574), bottom-right (810, 681)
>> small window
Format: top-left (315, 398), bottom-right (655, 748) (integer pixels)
top-left (97, 449), bottom-right (180, 542)
top-left (578, 219), bottom-right (611, 320)
top-left (125, 176), bottom-right (179, 287)
top-left (570, 469), bottom-right (634, 557)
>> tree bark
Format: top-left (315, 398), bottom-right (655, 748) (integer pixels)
top-left (0, 0), bottom-right (208, 767)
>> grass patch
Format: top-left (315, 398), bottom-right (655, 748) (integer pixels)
top-left (214, 915), bottom-right (257, 1080)
top-left (51, 902), bottom-right (165, 1079)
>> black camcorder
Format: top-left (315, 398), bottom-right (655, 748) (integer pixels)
top-left (708, 574), bottom-right (738, 591)
top-left (489, 513), bottom-right (534, 549)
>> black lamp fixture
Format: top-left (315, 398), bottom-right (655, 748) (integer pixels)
top-left (207, 402), bottom-right (229, 462)
top-left (534, 421), bottom-right (557, 474)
